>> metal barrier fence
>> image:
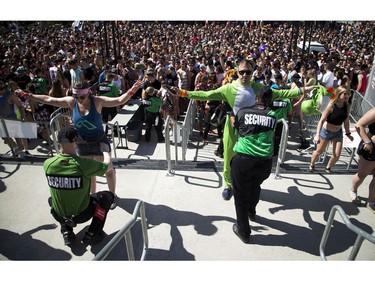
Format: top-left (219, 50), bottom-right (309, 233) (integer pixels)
top-left (164, 99), bottom-right (197, 174)
top-left (273, 118), bottom-right (289, 179)
top-left (93, 200), bottom-right (149, 261)
top-left (49, 107), bottom-right (73, 152)
top-left (319, 205), bottom-right (375, 260)
top-left (349, 89), bottom-right (375, 124)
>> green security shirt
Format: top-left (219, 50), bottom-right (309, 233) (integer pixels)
top-left (233, 103), bottom-right (277, 158)
top-left (98, 82), bottom-right (119, 98)
top-left (145, 96), bottom-right (163, 113)
top-left (270, 98), bottom-right (292, 120)
top-left (43, 154), bottom-right (108, 218)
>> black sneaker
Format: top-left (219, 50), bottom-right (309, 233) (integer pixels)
top-left (232, 224), bottom-right (250, 244)
top-left (63, 231), bottom-right (75, 246)
top-left (214, 150), bottom-right (224, 158)
top-left (222, 187), bottom-right (233, 200)
top-left (81, 231), bottom-right (105, 245)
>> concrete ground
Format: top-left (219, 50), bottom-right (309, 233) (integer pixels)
top-left (0, 119), bottom-right (374, 278)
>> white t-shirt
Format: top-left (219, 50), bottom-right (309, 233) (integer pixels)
top-left (322, 71), bottom-right (334, 88)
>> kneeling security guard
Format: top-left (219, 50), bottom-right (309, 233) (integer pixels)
top-left (44, 127), bottom-right (114, 246)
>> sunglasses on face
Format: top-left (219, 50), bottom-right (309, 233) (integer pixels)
top-left (73, 94), bottom-right (88, 101)
top-left (238, 70), bottom-right (252, 76)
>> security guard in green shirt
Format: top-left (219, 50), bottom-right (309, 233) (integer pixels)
top-left (142, 86), bottom-right (164, 142)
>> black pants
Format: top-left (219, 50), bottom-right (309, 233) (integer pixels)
top-left (273, 122), bottom-right (283, 156)
top-left (102, 107), bottom-right (118, 134)
top-left (203, 106), bottom-right (223, 140)
top-left (145, 111), bottom-right (164, 142)
top-left (230, 154), bottom-right (272, 237)
top-left (49, 191), bottom-right (114, 234)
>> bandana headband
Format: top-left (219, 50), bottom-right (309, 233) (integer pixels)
top-left (72, 88), bottom-right (90, 95)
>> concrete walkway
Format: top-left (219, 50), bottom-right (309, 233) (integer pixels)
top-left (0, 124), bottom-right (374, 262)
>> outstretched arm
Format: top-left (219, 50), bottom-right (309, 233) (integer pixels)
top-left (28, 93), bottom-right (73, 109)
top-left (98, 80), bottom-right (143, 108)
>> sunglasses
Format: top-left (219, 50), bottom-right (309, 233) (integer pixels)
top-left (73, 94), bottom-right (88, 101)
top-left (238, 70), bottom-right (252, 76)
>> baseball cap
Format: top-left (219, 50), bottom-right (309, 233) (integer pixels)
top-left (57, 128), bottom-right (78, 143)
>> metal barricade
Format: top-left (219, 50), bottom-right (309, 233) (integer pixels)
top-left (93, 200), bottom-right (148, 261)
top-left (49, 107), bottom-right (73, 153)
top-left (181, 99), bottom-right (197, 161)
top-left (274, 118), bottom-right (289, 179)
top-left (319, 205), bottom-right (375, 260)
top-left (349, 89), bottom-right (374, 123)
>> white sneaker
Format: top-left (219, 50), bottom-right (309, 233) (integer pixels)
top-left (349, 190), bottom-right (361, 205)
top-left (18, 150), bottom-right (26, 158)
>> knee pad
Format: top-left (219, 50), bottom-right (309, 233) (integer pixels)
top-left (93, 205), bottom-right (106, 221)
top-left (95, 191), bottom-right (115, 210)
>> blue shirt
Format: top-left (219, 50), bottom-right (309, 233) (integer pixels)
top-left (72, 95), bottom-right (104, 138)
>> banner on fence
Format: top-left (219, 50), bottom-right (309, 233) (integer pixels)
top-left (0, 119), bottom-right (37, 138)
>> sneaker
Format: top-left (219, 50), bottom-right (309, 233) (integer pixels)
top-left (81, 231), bottom-right (105, 245)
top-left (23, 150), bottom-right (31, 156)
top-left (349, 190), bottom-right (361, 205)
top-left (222, 187), bottom-right (233, 200)
top-left (110, 195), bottom-right (118, 210)
top-left (17, 150), bottom-right (26, 158)
top-left (232, 224), bottom-right (250, 244)
top-left (214, 150), bottom-right (224, 158)
top-left (248, 212), bottom-right (256, 222)
top-left (63, 231), bottom-right (75, 246)
top-left (367, 203), bottom-right (375, 214)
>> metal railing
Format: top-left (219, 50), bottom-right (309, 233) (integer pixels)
top-left (274, 118), bottom-right (289, 179)
top-left (319, 205), bottom-right (375, 260)
top-left (181, 99), bottom-right (197, 161)
top-left (164, 99), bottom-right (197, 175)
top-left (349, 89), bottom-right (374, 124)
top-left (164, 115), bottom-right (174, 176)
top-left (93, 200), bottom-right (149, 261)
top-left (49, 107), bottom-right (73, 152)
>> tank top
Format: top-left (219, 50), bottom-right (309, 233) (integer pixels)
top-left (0, 91), bottom-right (17, 119)
top-left (326, 103), bottom-right (348, 126)
top-left (72, 95), bottom-right (104, 138)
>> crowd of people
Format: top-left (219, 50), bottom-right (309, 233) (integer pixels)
top-left (1, 20), bottom-right (375, 244)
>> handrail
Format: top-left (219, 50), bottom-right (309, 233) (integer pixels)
top-left (164, 115), bottom-right (174, 176)
top-left (93, 200), bottom-right (149, 261)
top-left (319, 205), bottom-right (375, 260)
top-left (274, 118), bottom-right (288, 179)
top-left (49, 108), bottom-right (72, 152)
top-left (181, 99), bottom-right (197, 161)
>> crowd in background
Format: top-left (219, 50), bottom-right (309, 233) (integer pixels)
top-left (0, 21), bottom-right (374, 150)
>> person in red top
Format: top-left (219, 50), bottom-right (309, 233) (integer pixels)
top-left (356, 64), bottom-right (368, 94)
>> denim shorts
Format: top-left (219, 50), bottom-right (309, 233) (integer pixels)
top-left (76, 136), bottom-right (111, 156)
top-left (320, 127), bottom-right (343, 141)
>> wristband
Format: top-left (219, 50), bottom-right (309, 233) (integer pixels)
top-left (179, 89), bottom-right (188, 98)
top-left (127, 90), bottom-right (135, 97)
top-left (364, 140), bottom-right (372, 144)
top-left (345, 133), bottom-right (351, 136)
